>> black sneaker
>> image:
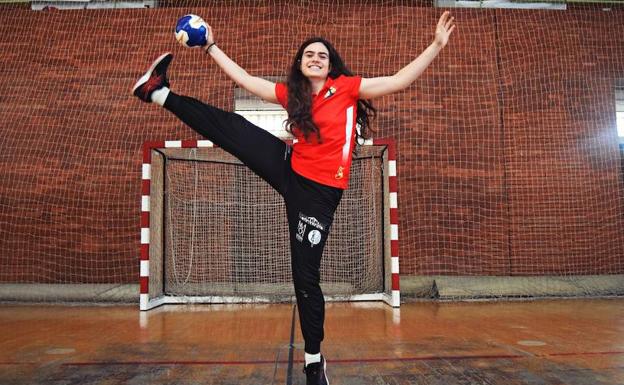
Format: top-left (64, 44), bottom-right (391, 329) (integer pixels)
top-left (132, 52), bottom-right (173, 103)
top-left (303, 355), bottom-right (329, 385)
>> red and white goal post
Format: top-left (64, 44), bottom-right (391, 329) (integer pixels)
top-left (140, 138), bottom-right (400, 310)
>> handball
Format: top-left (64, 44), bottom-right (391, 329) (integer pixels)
top-left (175, 14), bottom-right (209, 48)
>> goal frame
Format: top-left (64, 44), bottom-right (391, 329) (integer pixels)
top-left (139, 138), bottom-right (400, 310)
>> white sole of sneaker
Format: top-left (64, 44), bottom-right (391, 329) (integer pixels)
top-left (131, 52), bottom-right (172, 94)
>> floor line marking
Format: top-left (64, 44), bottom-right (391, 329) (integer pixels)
top-left (55, 350), bottom-right (624, 367)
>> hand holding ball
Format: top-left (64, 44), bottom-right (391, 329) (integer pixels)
top-left (175, 14), bottom-right (210, 48)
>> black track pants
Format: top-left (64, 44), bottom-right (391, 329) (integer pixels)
top-left (164, 92), bottom-right (343, 354)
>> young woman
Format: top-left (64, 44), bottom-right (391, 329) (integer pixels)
top-left (132, 12), bottom-right (455, 385)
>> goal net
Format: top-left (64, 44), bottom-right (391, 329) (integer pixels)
top-left (140, 139), bottom-right (400, 310)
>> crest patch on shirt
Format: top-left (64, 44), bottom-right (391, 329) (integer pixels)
top-left (324, 86), bottom-right (337, 99)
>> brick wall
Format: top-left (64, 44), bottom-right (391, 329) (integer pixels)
top-left (0, 4), bottom-right (622, 283)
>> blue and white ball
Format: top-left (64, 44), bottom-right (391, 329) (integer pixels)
top-left (175, 14), bottom-right (208, 48)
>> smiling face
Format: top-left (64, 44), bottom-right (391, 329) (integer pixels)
top-left (299, 42), bottom-right (331, 80)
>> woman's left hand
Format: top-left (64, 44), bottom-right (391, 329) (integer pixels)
top-left (433, 11), bottom-right (456, 48)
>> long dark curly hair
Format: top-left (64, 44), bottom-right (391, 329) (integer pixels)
top-left (285, 37), bottom-right (376, 143)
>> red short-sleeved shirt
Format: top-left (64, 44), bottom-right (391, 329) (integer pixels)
top-left (275, 75), bottom-right (362, 189)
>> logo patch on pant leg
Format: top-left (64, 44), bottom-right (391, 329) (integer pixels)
top-left (296, 221), bottom-right (307, 242)
top-left (308, 230), bottom-right (321, 246)
top-left (298, 213), bottom-right (325, 231)
top-left (296, 212), bottom-right (327, 247)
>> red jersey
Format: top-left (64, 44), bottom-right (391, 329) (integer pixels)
top-left (275, 75), bottom-right (362, 189)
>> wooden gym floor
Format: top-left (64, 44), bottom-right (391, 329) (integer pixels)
top-left (1, 298), bottom-right (623, 384)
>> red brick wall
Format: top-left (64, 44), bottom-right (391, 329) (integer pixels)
top-left (0, 4), bottom-right (622, 283)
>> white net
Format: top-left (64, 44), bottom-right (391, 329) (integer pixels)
top-left (152, 146), bottom-right (387, 302)
top-left (0, 1), bottom-right (623, 303)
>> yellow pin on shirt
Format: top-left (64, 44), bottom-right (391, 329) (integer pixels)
top-left (335, 166), bottom-right (344, 179)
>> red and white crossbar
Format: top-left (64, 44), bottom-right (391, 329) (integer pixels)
top-left (140, 138), bottom-right (400, 310)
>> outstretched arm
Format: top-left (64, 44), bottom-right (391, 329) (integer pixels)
top-left (359, 11), bottom-right (456, 100)
top-left (204, 25), bottom-right (279, 104)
